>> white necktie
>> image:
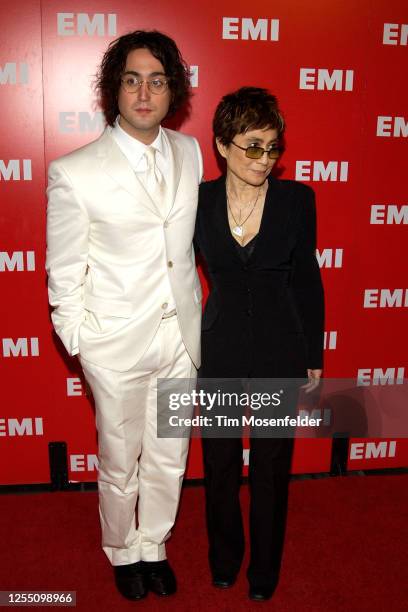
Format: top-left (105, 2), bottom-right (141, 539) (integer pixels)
top-left (144, 146), bottom-right (165, 208)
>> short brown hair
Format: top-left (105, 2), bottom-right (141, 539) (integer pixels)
top-left (96, 30), bottom-right (191, 126)
top-left (213, 86), bottom-right (284, 145)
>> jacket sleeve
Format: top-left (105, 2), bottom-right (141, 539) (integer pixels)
top-left (192, 137), bottom-right (204, 183)
top-left (193, 189), bottom-right (202, 256)
top-left (291, 185), bottom-right (325, 369)
top-left (45, 159), bottom-right (90, 356)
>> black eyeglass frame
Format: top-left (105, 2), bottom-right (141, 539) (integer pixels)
top-left (230, 140), bottom-right (282, 160)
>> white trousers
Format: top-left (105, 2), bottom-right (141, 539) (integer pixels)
top-left (80, 315), bottom-right (196, 565)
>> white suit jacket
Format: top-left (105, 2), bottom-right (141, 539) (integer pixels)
top-left (46, 127), bottom-right (203, 371)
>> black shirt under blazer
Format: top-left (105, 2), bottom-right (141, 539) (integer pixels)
top-left (194, 175), bottom-right (324, 378)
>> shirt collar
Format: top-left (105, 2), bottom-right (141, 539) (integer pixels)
top-left (111, 116), bottom-right (165, 169)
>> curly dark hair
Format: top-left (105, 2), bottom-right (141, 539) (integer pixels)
top-left (213, 87), bottom-right (285, 145)
top-left (96, 30), bottom-right (191, 126)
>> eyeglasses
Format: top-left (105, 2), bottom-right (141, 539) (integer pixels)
top-left (121, 75), bottom-right (169, 95)
top-left (230, 140), bottom-right (282, 160)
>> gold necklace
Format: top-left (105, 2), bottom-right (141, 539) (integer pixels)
top-left (227, 186), bottom-right (261, 241)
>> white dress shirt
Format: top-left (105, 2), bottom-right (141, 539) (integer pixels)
top-left (111, 118), bottom-right (176, 315)
top-left (111, 118), bottom-right (168, 187)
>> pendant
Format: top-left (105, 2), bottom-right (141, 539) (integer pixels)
top-left (232, 225), bottom-right (243, 237)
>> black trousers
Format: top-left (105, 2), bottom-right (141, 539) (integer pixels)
top-left (202, 436), bottom-right (294, 587)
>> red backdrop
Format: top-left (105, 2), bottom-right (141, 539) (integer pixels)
top-left (1, 0), bottom-right (407, 484)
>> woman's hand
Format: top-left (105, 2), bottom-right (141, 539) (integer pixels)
top-left (301, 368), bottom-right (322, 393)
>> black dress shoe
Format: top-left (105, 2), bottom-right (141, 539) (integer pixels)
top-left (212, 575), bottom-right (236, 589)
top-left (248, 584), bottom-right (277, 601)
top-left (142, 560), bottom-right (177, 596)
top-left (113, 561), bottom-right (147, 600)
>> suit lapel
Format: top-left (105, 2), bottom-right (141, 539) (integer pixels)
top-left (250, 176), bottom-right (280, 259)
top-left (97, 128), bottom-right (162, 217)
top-left (212, 177), bottom-right (241, 261)
top-left (162, 129), bottom-right (183, 219)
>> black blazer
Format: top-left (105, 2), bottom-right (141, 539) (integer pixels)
top-left (194, 175), bottom-right (324, 378)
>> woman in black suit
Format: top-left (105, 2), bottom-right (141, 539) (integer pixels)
top-left (195, 87), bottom-right (324, 601)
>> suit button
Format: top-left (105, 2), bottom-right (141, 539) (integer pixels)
top-left (164, 221), bottom-right (169, 228)
top-left (246, 309), bottom-right (252, 316)
top-left (168, 261), bottom-right (173, 268)
top-left (162, 302), bottom-right (168, 310)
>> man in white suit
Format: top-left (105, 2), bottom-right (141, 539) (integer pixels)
top-left (46, 31), bottom-right (203, 600)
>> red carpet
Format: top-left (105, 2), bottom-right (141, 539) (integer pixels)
top-left (1, 475), bottom-right (407, 611)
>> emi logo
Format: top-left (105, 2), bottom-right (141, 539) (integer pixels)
top-left (299, 69), bottom-right (354, 91)
top-left (370, 205), bottom-right (408, 224)
top-left (0, 417), bottom-right (43, 437)
top-left (350, 441), bottom-right (397, 460)
top-left (357, 367), bottom-right (405, 386)
top-left (0, 63), bottom-right (29, 85)
top-left (57, 13), bottom-right (117, 36)
top-left (299, 408), bottom-right (331, 425)
top-left (190, 66), bottom-right (199, 88)
top-left (377, 116), bottom-right (408, 137)
top-left (2, 338), bottom-right (39, 357)
top-left (364, 289), bottom-right (408, 308)
top-left (383, 24), bottom-right (408, 45)
top-left (70, 454), bottom-right (98, 471)
top-left (222, 18), bottom-right (279, 41)
top-left (67, 378), bottom-right (84, 396)
top-left (316, 249), bottom-right (343, 269)
top-left (296, 161), bottom-right (348, 182)
top-left (59, 112), bottom-right (104, 134)
top-left (0, 251), bottom-right (35, 272)
top-left (67, 378), bottom-right (90, 397)
top-left (0, 160), bottom-right (32, 181)
top-left (324, 331), bottom-right (337, 350)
